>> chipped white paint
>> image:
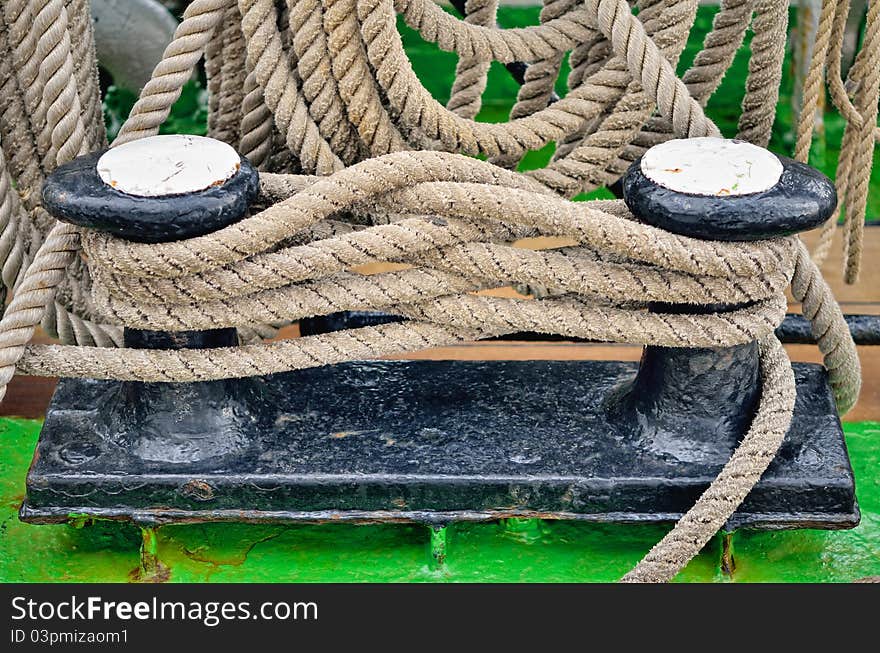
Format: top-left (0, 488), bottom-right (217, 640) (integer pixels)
top-left (640, 137), bottom-right (783, 196)
top-left (97, 135), bottom-right (240, 197)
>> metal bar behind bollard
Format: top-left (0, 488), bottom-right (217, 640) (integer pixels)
top-left (41, 135), bottom-right (260, 463)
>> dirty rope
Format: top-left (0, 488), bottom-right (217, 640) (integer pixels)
top-left (0, 0), bottom-right (872, 582)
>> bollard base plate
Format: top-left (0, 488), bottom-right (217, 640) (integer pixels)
top-left (20, 361), bottom-right (858, 530)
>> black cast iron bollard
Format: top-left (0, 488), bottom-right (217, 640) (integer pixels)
top-left (42, 135), bottom-right (260, 463)
top-left (21, 134), bottom-right (858, 535)
top-left (612, 137), bottom-right (837, 446)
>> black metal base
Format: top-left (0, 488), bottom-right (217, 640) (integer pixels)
top-left (20, 360), bottom-right (858, 531)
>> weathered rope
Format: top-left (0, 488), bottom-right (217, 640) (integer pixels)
top-left (534, 0), bottom-right (705, 194)
top-left (0, 0), bottom-right (871, 584)
top-left (803, 0), bottom-right (880, 277)
top-left (490, 0), bottom-right (569, 169)
top-left (598, 0), bottom-right (754, 183)
top-left (1, 0), bottom-right (119, 347)
top-left (207, 3), bottom-right (247, 148)
top-left (114, 0), bottom-right (230, 146)
top-left (736, 0), bottom-right (788, 146)
top-left (622, 335), bottom-right (796, 582)
top-left (841, 0), bottom-right (880, 284)
top-left (446, 0), bottom-right (498, 120)
top-left (794, 0), bottom-right (835, 165)
top-left (802, 0), bottom-right (844, 269)
top-left (290, 0), bottom-right (363, 163)
top-left (2, 151), bottom-right (860, 584)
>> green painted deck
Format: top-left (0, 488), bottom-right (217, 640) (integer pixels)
top-left (1, 418), bottom-right (877, 582)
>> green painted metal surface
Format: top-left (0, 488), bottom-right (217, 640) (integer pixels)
top-left (0, 418), bottom-right (877, 582)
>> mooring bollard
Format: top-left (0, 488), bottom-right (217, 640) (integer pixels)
top-left (41, 135), bottom-right (260, 463)
top-left (610, 137), bottom-right (836, 450)
top-left (20, 136), bottom-right (858, 535)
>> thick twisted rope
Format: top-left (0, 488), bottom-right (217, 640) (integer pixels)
top-left (323, 0), bottom-right (409, 156)
top-left (4, 149), bottom-right (812, 374)
top-left (0, 142), bottom-right (29, 292)
top-left (588, 0), bottom-right (719, 139)
top-left (0, 222), bottom-right (80, 402)
top-left (114, 0), bottom-right (230, 146)
top-left (0, 0), bottom-right (871, 585)
top-left (0, 0), bottom-right (120, 348)
top-left (800, 0), bottom-right (839, 268)
top-left (290, 0), bottom-right (363, 163)
top-left (238, 0), bottom-right (343, 173)
top-left (0, 148), bottom-right (859, 412)
top-left (1, 150), bottom-right (860, 585)
top-left (802, 0), bottom-right (880, 276)
top-left (66, 0), bottom-right (105, 150)
top-left (585, 0), bottom-right (754, 186)
top-left (622, 335), bottom-right (796, 582)
top-left (810, 0), bottom-right (855, 268)
top-left (101, 0), bottom-right (872, 205)
top-left (841, 0), bottom-right (880, 284)
top-left (534, 0), bottom-right (706, 195)
top-left (794, 0), bottom-right (835, 164)
top-left (207, 4), bottom-right (247, 148)
top-left (490, 0), bottom-right (570, 169)
top-left (736, 0), bottom-right (788, 146)
top-left (446, 0), bottom-right (499, 120)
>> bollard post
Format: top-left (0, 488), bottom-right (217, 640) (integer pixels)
top-left (41, 135), bottom-right (260, 463)
top-left (609, 137), bottom-right (837, 464)
top-left (19, 136), bottom-right (859, 536)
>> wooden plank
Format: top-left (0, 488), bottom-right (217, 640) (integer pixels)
top-left (2, 376), bottom-right (58, 420)
top-left (797, 226), bottom-right (880, 306)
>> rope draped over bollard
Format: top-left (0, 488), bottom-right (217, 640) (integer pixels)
top-left (2, 146), bottom-right (863, 582)
top-left (0, 0), bottom-right (874, 582)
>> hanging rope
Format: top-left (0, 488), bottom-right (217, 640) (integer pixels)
top-left (798, 0), bottom-right (880, 277)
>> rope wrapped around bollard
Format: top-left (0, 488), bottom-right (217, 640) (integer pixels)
top-left (0, 141), bottom-right (861, 582)
top-left (0, 0), bottom-right (872, 583)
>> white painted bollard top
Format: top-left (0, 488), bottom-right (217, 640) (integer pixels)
top-left (97, 134), bottom-right (241, 197)
top-left (640, 137), bottom-right (783, 197)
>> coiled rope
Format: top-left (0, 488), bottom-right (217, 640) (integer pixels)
top-left (0, 0), bottom-right (873, 581)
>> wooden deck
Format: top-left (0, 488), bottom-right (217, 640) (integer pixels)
top-left (3, 225), bottom-right (879, 422)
